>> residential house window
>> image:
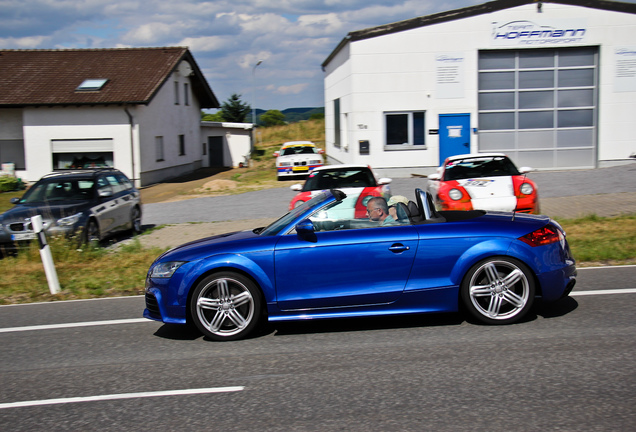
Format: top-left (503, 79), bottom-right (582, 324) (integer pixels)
top-left (384, 111), bottom-right (426, 149)
top-left (51, 139), bottom-right (113, 169)
top-left (334, 98), bottom-right (341, 148)
top-left (174, 81), bottom-right (180, 105)
top-left (184, 83), bottom-right (190, 106)
top-left (156, 136), bottom-right (164, 161)
top-left (178, 135), bottom-right (185, 156)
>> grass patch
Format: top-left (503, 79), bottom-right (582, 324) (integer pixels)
top-left (0, 190), bottom-right (24, 214)
top-left (0, 236), bottom-right (166, 305)
top-left (558, 214), bottom-right (636, 265)
top-left (0, 213), bottom-right (633, 305)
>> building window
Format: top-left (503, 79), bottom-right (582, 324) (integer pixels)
top-left (334, 98), bottom-right (341, 148)
top-left (174, 81), bottom-right (180, 105)
top-left (384, 111), bottom-right (426, 149)
top-left (184, 83), bottom-right (190, 106)
top-left (51, 138), bottom-right (114, 169)
top-left (202, 142), bottom-right (207, 155)
top-left (155, 136), bottom-right (164, 161)
top-left (178, 135), bottom-right (185, 156)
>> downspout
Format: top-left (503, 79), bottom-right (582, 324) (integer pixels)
top-left (124, 105), bottom-right (138, 187)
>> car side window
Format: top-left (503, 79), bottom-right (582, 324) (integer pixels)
top-left (117, 174), bottom-right (133, 190)
top-left (104, 175), bottom-right (125, 193)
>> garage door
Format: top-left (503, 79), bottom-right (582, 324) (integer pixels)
top-left (478, 47), bottom-right (597, 169)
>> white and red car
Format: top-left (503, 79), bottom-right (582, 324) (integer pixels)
top-left (274, 141), bottom-right (324, 179)
top-left (289, 165), bottom-right (392, 218)
top-left (427, 153), bottom-right (539, 214)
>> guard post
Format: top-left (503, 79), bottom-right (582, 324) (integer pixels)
top-left (31, 215), bottom-right (61, 295)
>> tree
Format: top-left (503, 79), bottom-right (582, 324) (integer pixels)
top-left (201, 111), bottom-right (224, 122)
top-left (220, 93), bottom-right (251, 123)
top-left (260, 109), bottom-right (286, 127)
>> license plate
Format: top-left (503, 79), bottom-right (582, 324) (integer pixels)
top-left (293, 166), bottom-right (309, 172)
top-left (11, 232), bottom-right (36, 241)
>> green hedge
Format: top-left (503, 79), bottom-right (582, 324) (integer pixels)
top-left (0, 176), bottom-right (19, 192)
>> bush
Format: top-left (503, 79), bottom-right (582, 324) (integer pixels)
top-left (0, 175), bottom-right (19, 192)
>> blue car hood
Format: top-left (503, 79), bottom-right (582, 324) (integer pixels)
top-left (157, 228), bottom-right (271, 262)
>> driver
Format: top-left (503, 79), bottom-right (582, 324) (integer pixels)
top-left (366, 197), bottom-right (398, 226)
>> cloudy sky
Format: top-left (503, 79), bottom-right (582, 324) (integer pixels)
top-left (1, 0), bottom-right (633, 111)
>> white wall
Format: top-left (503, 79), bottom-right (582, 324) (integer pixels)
top-left (200, 122), bottom-right (253, 168)
top-left (22, 107), bottom-right (132, 183)
top-left (324, 2), bottom-right (636, 174)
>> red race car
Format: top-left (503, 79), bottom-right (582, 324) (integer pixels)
top-left (427, 153), bottom-right (539, 214)
top-left (289, 165), bottom-right (392, 218)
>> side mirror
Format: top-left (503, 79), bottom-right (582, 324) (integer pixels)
top-left (290, 184), bottom-right (303, 191)
top-left (10, 197), bottom-right (20, 204)
top-left (519, 166), bottom-right (533, 174)
top-left (428, 173), bottom-right (441, 181)
top-left (318, 149), bottom-right (325, 154)
top-left (378, 177), bottom-right (392, 185)
top-left (296, 218), bottom-right (317, 243)
top-left (273, 151), bottom-right (280, 157)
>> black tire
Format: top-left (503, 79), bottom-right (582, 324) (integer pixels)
top-left (131, 206), bottom-right (142, 234)
top-left (189, 272), bottom-right (263, 341)
top-left (85, 219), bottom-right (100, 244)
top-left (460, 257), bottom-right (535, 325)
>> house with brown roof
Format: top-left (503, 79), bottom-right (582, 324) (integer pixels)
top-left (0, 47), bottom-right (253, 186)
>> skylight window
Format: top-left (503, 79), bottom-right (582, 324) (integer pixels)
top-left (76, 79), bottom-right (108, 91)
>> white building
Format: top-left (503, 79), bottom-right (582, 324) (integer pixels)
top-left (322, 0), bottom-right (636, 177)
top-left (0, 47), bottom-right (253, 187)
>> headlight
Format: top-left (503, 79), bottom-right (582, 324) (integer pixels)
top-left (520, 182), bottom-right (534, 195)
top-left (449, 189), bottom-right (463, 200)
top-left (57, 212), bottom-right (83, 227)
top-left (150, 261), bottom-right (187, 278)
top-left (278, 162), bottom-right (291, 167)
top-left (309, 160), bottom-right (322, 165)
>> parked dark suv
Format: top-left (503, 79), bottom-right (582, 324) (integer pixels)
top-left (0, 168), bottom-right (142, 250)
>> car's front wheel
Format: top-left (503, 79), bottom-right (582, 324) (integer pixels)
top-left (190, 272), bottom-right (263, 341)
top-left (85, 219), bottom-right (100, 244)
top-left (460, 257), bottom-right (535, 324)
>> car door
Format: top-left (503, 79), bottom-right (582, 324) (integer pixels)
top-left (93, 175), bottom-right (124, 235)
top-left (274, 224), bottom-right (418, 310)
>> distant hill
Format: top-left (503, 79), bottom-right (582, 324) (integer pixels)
top-left (254, 107), bottom-right (324, 124)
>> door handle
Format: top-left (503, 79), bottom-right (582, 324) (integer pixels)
top-left (389, 243), bottom-right (410, 253)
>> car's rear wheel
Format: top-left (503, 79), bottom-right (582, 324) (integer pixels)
top-left (461, 257), bottom-right (535, 324)
top-left (190, 272), bottom-right (263, 341)
top-left (85, 219), bottom-right (100, 244)
top-left (131, 206), bottom-right (142, 234)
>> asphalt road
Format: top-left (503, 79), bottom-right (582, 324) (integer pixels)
top-left (141, 163), bottom-right (636, 226)
top-left (1, 266), bottom-right (634, 431)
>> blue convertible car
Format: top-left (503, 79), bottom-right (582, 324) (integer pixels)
top-left (144, 188), bottom-right (576, 341)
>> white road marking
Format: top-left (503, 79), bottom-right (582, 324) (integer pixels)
top-left (570, 288), bottom-right (636, 296)
top-left (0, 387), bottom-right (245, 410)
top-left (0, 318), bottom-right (150, 334)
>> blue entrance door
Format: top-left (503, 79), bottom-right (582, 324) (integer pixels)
top-left (439, 114), bottom-right (471, 165)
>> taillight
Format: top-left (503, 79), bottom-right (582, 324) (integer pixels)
top-left (518, 224), bottom-right (563, 247)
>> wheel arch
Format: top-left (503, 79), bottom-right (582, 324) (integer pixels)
top-left (449, 239), bottom-right (542, 302)
top-left (183, 260), bottom-right (272, 324)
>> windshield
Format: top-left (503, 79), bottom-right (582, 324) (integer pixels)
top-left (259, 190), bottom-right (334, 236)
top-left (281, 146), bottom-right (317, 156)
top-left (444, 156), bottom-right (520, 181)
top-left (302, 167), bottom-right (376, 191)
top-left (19, 179), bottom-right (95, 203)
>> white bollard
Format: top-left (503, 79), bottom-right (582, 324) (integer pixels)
top-left (31, 215), bottom-right (61, 295)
